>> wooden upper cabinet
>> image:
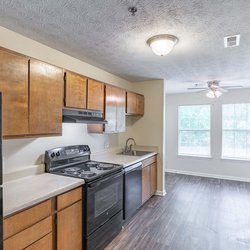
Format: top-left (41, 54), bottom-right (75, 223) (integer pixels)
top-left (87, 79), bottom-right (104, 111)
top-left (137, 94), bottom-right (144, 115)
top-left (126, 91), bottom-right (144, 116)
top-left (116, 88), bottom-right (126, 132)
top-left (29, 59), bottom-right (63, 135)
top-left (126, 92), bottom-right (137, 114)
top-left (0, 49), bottom-right (29, 137)
top-left (105, 85), bottom-right (117, 132)
top-left (64, 71), bottom-right (87, 109)
top-left (88, 85), bottom-right (126, 133)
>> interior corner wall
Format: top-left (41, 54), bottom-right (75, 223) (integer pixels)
top-left (165, 88), bottom-right (250, 182)
top-left (119, 80), bottom-right (166, 193)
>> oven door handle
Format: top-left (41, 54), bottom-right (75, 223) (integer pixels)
top-left (87, 170), bottom-right (124, 189)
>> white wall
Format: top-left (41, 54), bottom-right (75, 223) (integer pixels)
top-left (3, 124), bottom-right (118, 173)
top-left (166, 88), bottom-right (250, 182)
top-left (0, 26), bottom-right (132, 173)
top-left (119, 80), bottom-right (166, 194)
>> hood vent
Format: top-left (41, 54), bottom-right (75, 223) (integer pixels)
top-left (63, 108), bottom-right (107, 124)
top-left (224, 34), bottom-right (240, 48)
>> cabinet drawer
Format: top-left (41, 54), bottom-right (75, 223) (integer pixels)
top-left (4, 216), bottom-right (52, 250)
top-left (142, 156), bottom-right (157, 168)
top-left (57, 187), bottom-right (82, 211)
top-left (4, 199), bottom-right (52, 239)
top-left (25, 232), bottom-right (52, 250)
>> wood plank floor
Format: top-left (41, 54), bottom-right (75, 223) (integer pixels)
top-left (105, 173), bottom-right (250, 250)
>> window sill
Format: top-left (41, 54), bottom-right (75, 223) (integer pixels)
top-left (177, 154), bottom-right (212, 159)
top-left (221, 157), bottom-right (250, 162)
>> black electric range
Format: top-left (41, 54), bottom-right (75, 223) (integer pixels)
top-left (45, 145), bottom-right (124, 250)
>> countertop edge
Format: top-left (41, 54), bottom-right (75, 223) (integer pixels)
top-left (3, 178), bottom-right (84, 218)
top-left (122, 152), bottom-right (158, 167)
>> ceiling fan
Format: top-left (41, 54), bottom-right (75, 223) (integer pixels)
top-left (187, 80), bottom-right (243, 98)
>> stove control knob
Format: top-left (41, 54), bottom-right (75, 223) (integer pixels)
top-left (50, 152), bottom-right (55, 158)
top-left (56, 151), bottom-right (60, 157)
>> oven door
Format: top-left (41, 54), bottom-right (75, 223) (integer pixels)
top-left (84, 170), bottom-right (123, 236)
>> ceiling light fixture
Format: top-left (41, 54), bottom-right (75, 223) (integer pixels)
top-left (146, 34), bottom-right (178, 56)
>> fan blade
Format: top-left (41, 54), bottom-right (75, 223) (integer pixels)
top-left (187, 88), bottom-right (208, 90)
top-left (220, 85), bottom-right (243, 89)
top-left (217, 88), bottom-right (228, 93)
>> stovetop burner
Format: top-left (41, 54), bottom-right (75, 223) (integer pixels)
top-left (62, 167), bottom-right (81, 174)
top-left (79, 171), bottom-right (97, 178)
top-left (45, 145), bottom-right (123, 182)
top-left (96, 163), bottom-right (114, 170)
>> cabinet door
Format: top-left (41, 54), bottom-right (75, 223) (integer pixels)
top-left (137, 94), bottom-right (144, 115)
top-left (105, 85), bottom-right (117, 132)
top-left (0, 49), bottom-right (29, 137)
top-left (150, 163), bottom-right (157, 196)
top-left (142, 165), bottom-right (151, 203)
top-left (29, 59), bottom-right (63, 135)
top-left (116, 88), bottom-right (126, 132)
top-left (65, 71), bottom-right (87, 109)
top-left (126, 91), bottom-right (137, 114)
top-left (25, 232), bottom-right (52, 250)
top-left (87, 79), bottom-right (104, 111)
top-left (57, 200), bottom-right (82, 250)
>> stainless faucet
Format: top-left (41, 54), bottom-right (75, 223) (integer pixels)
top-left (125, 138), bottom-right (136, 153)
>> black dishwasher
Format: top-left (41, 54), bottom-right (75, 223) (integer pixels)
top-left (124, 162), bottom-right (142, 221)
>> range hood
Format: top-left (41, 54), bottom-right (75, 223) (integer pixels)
top-left (63, 108), bottom-right (107, 124)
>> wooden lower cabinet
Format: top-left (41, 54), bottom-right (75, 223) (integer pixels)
top-left (3, 186), bottom-right (83, 250)
top-left (142, 156), bottom-right (157, 203)
top-left (57, 187), bottom-right (82, 250)
top-left (57, 201), bottom-right (82, 250)
top-left (150, 163), bottom-right (157, 196)
top-left (142, 165), bottom-right (151, 203)
top-left (25, 232), bottom-right (53, 250)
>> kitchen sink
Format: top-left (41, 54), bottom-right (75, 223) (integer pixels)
top-left (117, 150), bottom-right (153, 156)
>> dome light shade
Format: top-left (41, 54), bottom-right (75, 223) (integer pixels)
top-left (147, 34), bottom-right (178, 56)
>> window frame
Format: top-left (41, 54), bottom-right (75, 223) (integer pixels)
top-left (221, 102), bottom-right (250, 161)
top-left (178, 104), bottom-right (212, 158)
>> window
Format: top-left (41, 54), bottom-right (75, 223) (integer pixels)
top-left (178, 105), bottom-right (211, 157)
top-left (222, 103), bottom-right (250, 160)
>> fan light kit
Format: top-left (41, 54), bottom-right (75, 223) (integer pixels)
top-left (146, 34), bottom-right (178, 56)
top-left (206, 89), bottom-right (222, 98)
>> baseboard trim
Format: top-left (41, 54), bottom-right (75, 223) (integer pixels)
top-left (166, 169), bottom-right (250, 183)
top-left (155, 190), bottom-right (167, 196)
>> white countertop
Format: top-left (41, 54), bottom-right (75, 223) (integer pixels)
top-left (91, 146), bottom-right (158, 167)
top-left (3, 173), bottom-right (84, 217)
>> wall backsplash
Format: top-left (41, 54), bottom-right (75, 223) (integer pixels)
top-left (3, 123), bottom-right (119, 172)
